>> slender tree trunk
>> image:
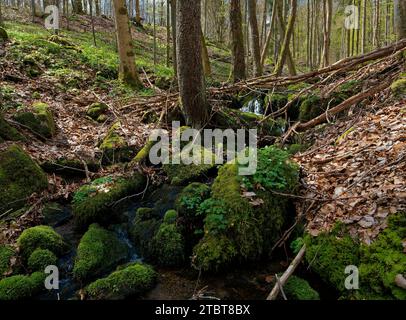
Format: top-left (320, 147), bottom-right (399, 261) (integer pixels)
top-left (90, 0), bottom-right (96, 46)
top-left (395, 0), bottom-right (406, 39)
top-left (200, 27), bottom-right (211, 77)
top-left (135, 0), bottom-right (141, 25)
top-left (321, 0), bottom-right (332, 68)
top-left (230, 0), bottom-right (246, 82)
top-left (362, 0), bottom-right (366, 53)
top-left (261, 0), bottom-right (277, 69)
top-left (95, 0), bottom-right (100, 16)
top-left (153, 0), bottom-right (156, 65)
top-left (247, 0), bottom-right (262, 76)
top-left (166, 0), bottom-right (170, 67)
top-left (176, 0), bottom-right (208, 129)
top-left (170, 0), bottom-right (177, 77)
top-left (0, 0), bottom-right (3, 26)
top-left (73, 0), bottom-right (83, 14)
top-left (112, 0), bottom-right (142, 87)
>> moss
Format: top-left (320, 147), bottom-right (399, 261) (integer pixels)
top-left (72, 173), bottom-right (145, 230)
top-left (41, 202), bottom-right (70, 227)
top-left (163, 147), bottom-right (216, 185)
top-left (0, 246), bottom-right (15, 278)
top-left (130, 139), bottom-right (156, 165)
top-left (358, 212), bottom-right (406, 300)
top-left (299, 95), bottom-right (324, 122)
top-left (99, 122), bottom-right (137, 164)
top-left (151, 223), bottom-right (185, 267)
top-left (391, 79), bottom-right (406, 98)
top-left (304, 225), bottom-right (360, 293)
top-left (283, 275), bottom-right (320, 300)
top-left (175, 182), bottom-right (211, 218)
top-left (130, 208), bottom-right (161, 259)
top-left (73, 224), bottom-right (128, 282)
top-left (0, 272), bottom-right (45, 300)
top-left (87, 102), bottom-right (108, 120)
top-left (27, 249), bottom-right (57, 272)
top-left (0, 115), bottom-right (25, 141)
top-left (13, 102), bottom-right (56, 138)
top-left (17, 225), bottom-right (67, 259)
top-left (0, 145), bottom-right (48, 211)
top-left (163, 210), bottom-right (178, 224)
top-left (85, 263), bottom-right (156, 300)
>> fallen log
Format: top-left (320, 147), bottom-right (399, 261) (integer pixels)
top-left (266, 244), bottom-right (306, 300)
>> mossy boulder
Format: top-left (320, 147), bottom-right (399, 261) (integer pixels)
top-left (299, 95), bottom-right (324, 122)
top-left (85, 263), bottom-right (156, 300)
top-left (0, 115), bottom-right (25, 141)
top-left (163, 147), bottom-right (216, 185)
top-left (130, 207), bottom-right (161, 259)
top-left (0, 145), bottom-right (48, 212)
top-left (358, 212), bottom-right (406, 300)
top-left (99, 122), bottom-right (137, 164)
top-left (72, 173), bottom-right (145, 230)
top-left (41, 202), bottom-right (71, 227)
top-left (73, 224), bottom-right (128, 283)
top-left (282, 275), bottom-right (320, 300)
top-left (151, 222), bottom-right (185, 267)
top-left (163, 210), bottom-right (178, 224)
top-left (17, 225), bottom-right (67, 260)
top-left (13, 102), bottom-right (56, 138)
top-left (27, 249), bottom-right (57, 272)
top-left (0, 271), bottom-right (45, 300)
top-left (391, 78), bottom-right (406, 98)
top-left (0, 245), bottom-right (15, 278)
top-left (193, 146), bottom-right (299, 271)
top-left (86, 102), bottom-right (108, 120)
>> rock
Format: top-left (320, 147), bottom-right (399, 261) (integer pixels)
top-left (27, 249), bottom-right (57, 272)
top-left (163, 147), bottom-right (216, 185)
top-left (73, 224), bottom-right (128, 282)
top-left (85, 263), bottom-right (156, 300)
top-left (72, 173), bottom-right (145, 230)
top-left (13, 102), bottom-right (56, 138)
top-left (41, 202), bottom-right (71, 227)
top-left (0, 271), bottom-right (45, 300)
top-left (86, 102), bottom-right (108, 120)
top-left (0, 115), bottom-right (26, 141)
top-left (99, 122), bottom-right (137, 164)
top-left (358, 216), bottom-right (375, 228)
top-left (0, 144), bottom-right (48, 212)
top-left (391, 78), bottom-right (406, 98)
top-left (17, 225), bottom-right (67, 260)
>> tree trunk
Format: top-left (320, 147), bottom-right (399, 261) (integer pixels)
top-left (248, 0), bottom-right (262, 76)
top-left (135, 0), bottom-right (141, 25)
top-left (73, 0), bottom-right (84, 14)
top-left (395, 0), bottom-right (406, 39)
top-left (261, 0), bottom-right (277, 69)
top-left (200, 27), bottom-right (212, 77)
top-left (112, 0), bottom-right (142, 88)
top-left (321, 0), bottom-right (332, 68)
top-left (274, 0), bottom-right (297, 76)
top-left (230, 0), bottom-right (246, 82)
top-left (170, 0), bottom-right (177, 77)
top-left (176, 0), bottom-right (208, 129)
top-left (362, 0), bottom-right (366, 53)
top-left (95, 0), bottom-right (100, 16)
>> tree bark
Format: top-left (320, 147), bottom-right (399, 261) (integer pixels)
top-left (248, 0), bottom-right (262, 76)
top-left (73, 0), bottom-right (83, 14)
top-left (112, 0), bottom-right (142, 88)
top-left (201, 27), bottom-right (212, 77)
top-left (395, 0), bottom-right (406, 39)
top-left (230, 0), bottom-right (246, 82)
top-left (176, 0), bottom-right (208, 129)
top-left (260, 0), bottom-right (277, 69)
top-left (274, 0), bottom-right (297, 76)
top-left (135, 0), bottom-right (142, 25)
top-left (321, 0), bottom-right (332, 68)
top-left (170, 0), bottom-right (177, 77)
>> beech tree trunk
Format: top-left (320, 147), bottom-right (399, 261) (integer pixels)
top-left (73, 0), bottom-right (83, 14)
top-left (112, 0), bottom-right (142, 88)
top-left (170, 0), bottom-right (177, 77)
top-left (135, 0), bottom-right (142, 25)
top-left (230, 0), bottom-right (246, 82)
top-left (201, 27), bottom-right (212, 77)
top-left (321, 0), bottom-right (332, 68)
top-left (248, 0), bottom-right (262, 76)
top-left (176, 0), bottom-right (208, 129)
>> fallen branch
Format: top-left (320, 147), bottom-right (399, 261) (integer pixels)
top-left (266, 244), bottom-right (306, 300)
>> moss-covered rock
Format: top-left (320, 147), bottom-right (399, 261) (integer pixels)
top-left (87, 102), bottom-right (108, 120)
top-left (175, 182), bottom-right (211, 218)
top-left (99, 122), bottom-right (137, 164)
top-left (17, 225), bottom-right (67, 260)
top-left (130, 207), bottom-right (161, 259)
top-left (151, 222), bottom-right (185, 267)
top-left (358, 212), bottom-right (406, 300)
top-left (85, 263), bottom-right (156, 300)
top-left (13, 102), bottom-right (56, 138)
top-left (73, 224), bottom-right (128, 283)
top-left (0, 245), bottom-right (15, 278)
top-left (163, 210), bottom-right (178, 224)
top-left (391, 78), bottom-right (406, 98)
top-left (0, 115), bottom-right (25, 141)
top-left (72, 173), bottom-right (145, 230)
top-left (0, 145), bottom-right (48, 211)
top-left (193, 146), bottom-right (299, 271)
top-left (130, 140), bottom-right (156, 165)
top-left (0, 271), bottom-right (45, 300)
top-left (41, 202), bottom-right (71, 227)
top-left (299, 95), bottom-right (324, 122)
top-left (282, 275), bottom-right (320, 300)
top-left (27, 249), bottom-right (57, 272)
top-left (163, 147), bottom-right (216, 185)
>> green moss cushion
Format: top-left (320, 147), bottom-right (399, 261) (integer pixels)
top-left (73, 224), bottom-right (128, 282)
top-left (85, 263), bottom-right (156, 300)
top-left (27, 249), bottom-right (57, 272)
top-left (0, 144), bottom-right (48, 212)
top-left (0, 272), bottom-right (45, 300)
top-left (0, 245), bottom-right (15, 278)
